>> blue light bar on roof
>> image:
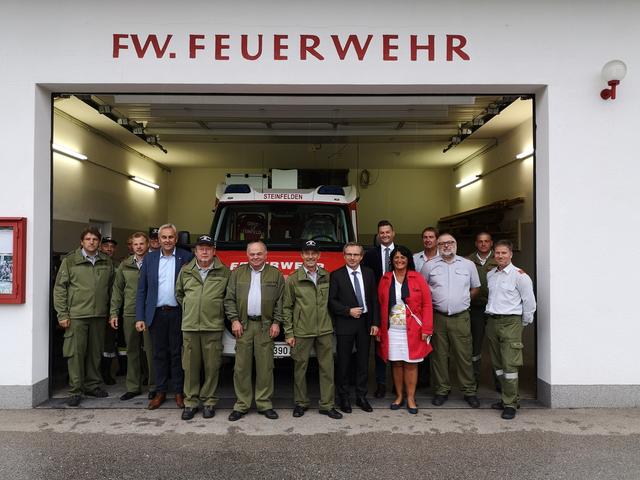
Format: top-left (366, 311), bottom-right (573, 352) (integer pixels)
top-left (224, 184), bottom-right (252, 194)
top-left (317, 185), bottom-right (345, 195)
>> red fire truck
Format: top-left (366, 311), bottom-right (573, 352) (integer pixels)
top-left (210, 183), bottom-right (359, 356)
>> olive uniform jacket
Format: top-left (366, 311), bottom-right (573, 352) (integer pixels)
top-left (176, 256), bottom-right (231, 332)
top-left (282, 266), bottom-right (333, 339)
top-left (53, 248), bottom-right (114, 321)
top-left (223, 263), bottom-right (285, 330)
top-left (467, 251), bottom-right (499, 307)
top-left (110, 255), bottom-right (143, 318)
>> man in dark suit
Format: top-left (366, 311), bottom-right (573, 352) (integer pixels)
top-left (329, 242), bottom-right (380, 413)
top-left (362, 220), bottom-right (400, 398)
top-left (136, 223), bottom-right (194, 410)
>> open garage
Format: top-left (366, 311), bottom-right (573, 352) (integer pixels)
top-left (47, 92), bottom-right (535, 408)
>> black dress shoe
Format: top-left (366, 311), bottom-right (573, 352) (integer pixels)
top-left (228, 410), bottom-right (246, 422)
top-left (491, 401), bottom-right (520, 410)
top-left (120, 391), bottom-right (141, 401)
top-left (389, 400), bottom-right (404, 410)
top-left (356, 397), bottom-right (373, 412)
top-left (374, 383), bottom-right (386, 399)
top-left (319, 408), bottom-right (343, 419)
top-left (148, 390), bottom-right (157, 400)
top-left (67, 395), bottom-right (81, 407)
top-left (202, 406), bottom-right (215, 419)
top-left (292, 405), bottom-right (308, 417)
top-left (431, 394), bottom-right (448, 406)
top-left (258, 408), bottom-right (279, 420)
top-left (85, 387), bottom-right (109, 398)
top-left (407, 406), bottom-right (418, 414)
top-left (181, 407), bottom-right (197, 421)
top-left (339, 398), bottom-right (352, 413)
top-left (464, 395), bottom-right (480, 409)
top-left (501, 406), bottom-right (517, 420)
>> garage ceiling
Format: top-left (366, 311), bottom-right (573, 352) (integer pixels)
top-left (53, 94), bottom-right (532, 169)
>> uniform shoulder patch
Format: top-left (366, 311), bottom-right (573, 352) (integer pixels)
top-left (517, 269), bottom-right (525, 274)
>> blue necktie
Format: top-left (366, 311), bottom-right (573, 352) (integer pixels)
top-left (352, 271), bottom-right (365, 310)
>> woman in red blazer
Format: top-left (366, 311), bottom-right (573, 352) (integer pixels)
top-left (377, 245), bottom-right (433, 413)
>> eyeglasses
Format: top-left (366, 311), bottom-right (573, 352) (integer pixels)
top-left (437, 241), bottom-right (456, 247)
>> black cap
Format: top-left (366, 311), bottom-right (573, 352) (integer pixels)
top-left (149, 227), bottom-right (159, 239)
top-left (301, 240), bottom-right (320, 252)
top-left (196, 234), bottom-right (215, 247)
top-left (102, 236), bottom-right (117, 245)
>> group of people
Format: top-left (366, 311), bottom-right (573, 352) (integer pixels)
top-left (53, 220), bottom-right (535, 422)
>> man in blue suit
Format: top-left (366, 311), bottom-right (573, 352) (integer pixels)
top-left (136, 223), bottom-right (194, 410)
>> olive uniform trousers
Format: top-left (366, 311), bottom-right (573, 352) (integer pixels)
top-left (63, 317), bottom-right (106, 395)
top-left (123, 315), bottom-right (156, 393)
top-left (233, 319), bottom-right (275, 412)
top-left (291, 333), bottom-right (335, 411)
top-left (486, 314), bottom-right (524, 408)
top-left (182, 331), bottom-right (223, 408)
top-left (431, 310), bottom-right (477, 396)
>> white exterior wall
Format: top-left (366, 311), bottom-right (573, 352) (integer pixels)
top-left (0, 0), bottom-right (638, 407)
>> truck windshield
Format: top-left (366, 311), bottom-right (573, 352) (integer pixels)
top-left (211, 203), bottom-right (352, 250)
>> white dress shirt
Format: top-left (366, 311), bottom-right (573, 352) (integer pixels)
top-left (304, 268), bottom-right (318, 285)
top-left (347, 265), bottom-right (367, 313)
top-left (247, 265), bottom-right (264, 316)
top-left (381, 243), bottom-right (395, 274)
top-left (485, 263), bottom-right (537, 325)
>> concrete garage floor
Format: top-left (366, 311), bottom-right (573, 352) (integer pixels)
top-left (42, 357), bottom-right (538, 410)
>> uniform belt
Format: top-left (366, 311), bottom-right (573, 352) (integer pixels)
top-left (248, 315), bottom-right (262, 321)
top-left (435, 310), bottom-right (467, 317)
top-left (487, 313), bottom-right (517, 318)
top-left (158, 305), bottom-right (178, 311)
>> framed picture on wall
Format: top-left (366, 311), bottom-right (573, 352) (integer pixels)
top-left (0, 218), bottom-right (26, 304)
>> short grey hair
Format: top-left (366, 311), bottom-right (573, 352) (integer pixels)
top-left (342, 242), bottom-right (364, 254)
top-left (158, 223), bottom-right (177, 234)
top-left (246, 241), bottom-right (267, 253)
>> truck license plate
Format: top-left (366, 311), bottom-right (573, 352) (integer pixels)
top-left (273, 343), bottom-right (291, 358)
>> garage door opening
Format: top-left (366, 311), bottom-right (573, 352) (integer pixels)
top-left (47, 92), bottom-right (536, 408)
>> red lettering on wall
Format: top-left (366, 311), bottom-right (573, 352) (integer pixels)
top-left (382, 34), bottom-right (399, 61)
top-left (215, 34), bottom-right (230, 60)
top-left (274, 34), bottom-right (289, 60)
top-left (446, 34), bottom-right (470, 61)
top-left (331, 34), bottom-right (373, 60)
top-left (130, 34), bottom-right (173, 59)
top-left (112, 34), bottom-right (129, 58)
top-left (410, 35), bottom-right (435, 61)
top-left (300, 35), bottom-right (324, 60)
top-left (131, 34), bottom-right (173, 58)
top-left (241, 34), bottom-right (263, 60)
top-left (189, 34), bottom-right (205, 59)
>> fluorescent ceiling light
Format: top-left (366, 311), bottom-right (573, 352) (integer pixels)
top-left (456, 175), bottom-right (481, 189)
top-left (52, 143), bottom-right (87, 161)
top-left (114, 95), bottom-right (476, 106)
top-left (130, 176), bottom-right (159, 190)
top-left (516, 147), bottom-right (534, 160)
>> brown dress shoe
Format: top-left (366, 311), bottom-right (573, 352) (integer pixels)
top-left (175, 393), bottom-right (185, 409)
top-left (147, 392), bottom-right (166, 410)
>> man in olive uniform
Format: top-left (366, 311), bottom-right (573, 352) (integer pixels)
top-left (176, 235), bottom-right (230, 420)
top-left (283, 240), bottom-right (342, 420)
top-left (486, 239), bottom-right (536, 420)
top-left (467, 232), bottom-right (499, 388)
top-left (224, 241), bottom-right (284, 421)
top-left (421, 233), bottom-right (481, 408)
top-left (53, 227), bottom-right (114, 407)
top-left (110, 232), bottom-right (156, 401)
